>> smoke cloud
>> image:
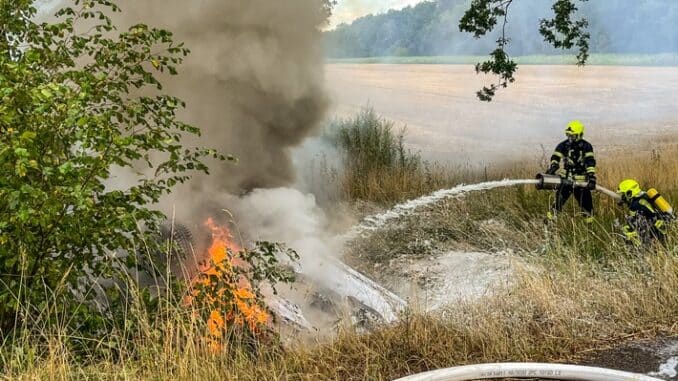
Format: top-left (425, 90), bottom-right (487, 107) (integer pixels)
top-left (117, 0), bottom-right (329, 207)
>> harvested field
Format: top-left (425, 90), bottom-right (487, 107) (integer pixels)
top-left (325, 64), bottom-right (678, 163)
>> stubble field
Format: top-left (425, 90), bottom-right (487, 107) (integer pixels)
top-left (325, 64), bottom-right (678, 164)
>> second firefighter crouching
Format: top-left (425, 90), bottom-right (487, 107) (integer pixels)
top-left (617, 179), bottom-right (674, 246)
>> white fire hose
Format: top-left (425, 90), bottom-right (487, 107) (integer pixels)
top-left (535, 173), bottom-right (621, 200)
top-left (392, 363), bottom-right (663, 381)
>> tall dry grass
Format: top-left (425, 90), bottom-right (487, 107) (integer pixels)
top-left (346, 141), bottom-right (678, 268)
top-left (319, 108), bottom-right (455, 205)
top-left (4, 123), bottom-right (678, 380)
top-left (257, 251), bottom-right (677, 380)
top-left (7, 250), bottom-right (676, 380)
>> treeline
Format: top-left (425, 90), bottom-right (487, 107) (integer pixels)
top-left (324, 0), bottom-right (678, 58)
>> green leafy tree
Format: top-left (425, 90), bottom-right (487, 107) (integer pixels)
top-left (460, 0), bottom-right (590, 101)
top-left (0, 0), bottom-right (225, 338)
top-left (325, 0), bottom-right (678, 65)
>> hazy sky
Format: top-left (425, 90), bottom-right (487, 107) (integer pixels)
top-left (36, 0), bottom-right (60, 15)
top-left (329, 0), bottom-right (425, 28)
top-left (37, 0), bottom-right (424, 29)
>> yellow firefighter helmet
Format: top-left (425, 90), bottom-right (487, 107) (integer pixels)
top-left (618, 179), bottom-right (642, 199)
top-left (565, 120), bottom-right (585, 138)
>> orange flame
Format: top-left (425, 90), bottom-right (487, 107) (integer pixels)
top-left (191, 218), bottom-right (271, 351)
top-left (204, 217), bottom-right (241, 267)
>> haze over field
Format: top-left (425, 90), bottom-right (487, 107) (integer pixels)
top-left (323, 0), bottom-right (678, 170)
top-left (325, 64), bottom-right (678, 164)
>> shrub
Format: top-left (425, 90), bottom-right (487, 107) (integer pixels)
top-left (0, 1), bottom-right (223, 345)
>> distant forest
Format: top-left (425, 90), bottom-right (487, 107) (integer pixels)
top-left (324, 0), bottom-right (678, 58)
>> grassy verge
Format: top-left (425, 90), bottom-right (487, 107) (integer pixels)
top-left (260, 252), bottom-right (677, 380)
top-left (327, 53), bottom-right (678, 66)
top-left (4, 113), bottom-right (678, 380)
top-left (8, 251), bottom-right (677, 380)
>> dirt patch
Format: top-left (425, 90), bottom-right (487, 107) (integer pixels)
top-left (578, 336), bottom-right (678, 379)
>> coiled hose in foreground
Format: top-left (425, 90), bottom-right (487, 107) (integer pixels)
top-left (393, 363), bottom-right (662, 381)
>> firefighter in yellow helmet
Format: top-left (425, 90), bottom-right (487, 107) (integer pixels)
top-left (617, 179), bottom-right (672, 246)
top-left (545, 120), bottom-right (597, 222)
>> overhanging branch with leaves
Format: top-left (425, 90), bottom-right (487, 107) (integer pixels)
top-left (459, 0), bottom-right (590, 101)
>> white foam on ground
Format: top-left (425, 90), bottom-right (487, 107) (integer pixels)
top-left (238, 182), bottom-right (535, 328)
top-left (382, 251), bottom-right (515, 312)
top-left (650, 356), bottom-right (678, 379)
top-left (346, 179), bottom-right (538, 238)
top-left (328, 180), bottom-right (537, 321)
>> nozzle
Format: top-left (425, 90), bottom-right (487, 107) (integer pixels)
top-left (535, 173), bottom-right (563, 190)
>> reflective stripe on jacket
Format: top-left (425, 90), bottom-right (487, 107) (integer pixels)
top-left (550, 139), bottom-right (596, 177)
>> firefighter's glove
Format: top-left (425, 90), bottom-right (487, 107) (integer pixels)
top-left (586, 174), bottom-right (597, 190)
top-left (545, 164), bottom-right (558, 176)
top-left (654, 219), bottom-right (667, 235)
top-left (623, 226), bottom-right (641, 246)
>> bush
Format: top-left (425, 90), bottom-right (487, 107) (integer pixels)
top-left (0, 1), bottom-right (224, 346)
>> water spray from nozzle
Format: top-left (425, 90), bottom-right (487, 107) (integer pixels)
top-left (346, 176), bottom-right (623, 240)
top-left (345, 179), bottom-right (539, 239)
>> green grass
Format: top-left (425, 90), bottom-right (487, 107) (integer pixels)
top-left (327, 53), bottom-right (678, 66)
top-left (309, 108), bottom-right (524, 206)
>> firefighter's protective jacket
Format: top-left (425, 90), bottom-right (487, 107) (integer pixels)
top-left (548, 139), bottom-right (596, 178)
top-left (622, 194), bottom-right (667, 245)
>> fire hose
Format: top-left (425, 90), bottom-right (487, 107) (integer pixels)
top-left (535, 173), bottom-right (621, 200)
top-left (385, 182), bottom-right (662, 381)
top-left (392, 363), bottom-right (663, 381)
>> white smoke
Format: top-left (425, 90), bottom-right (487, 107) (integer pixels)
top-left (225, 188), bottom-right (405, 325)
top-left (226, 188), bottom-right (336, 264)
